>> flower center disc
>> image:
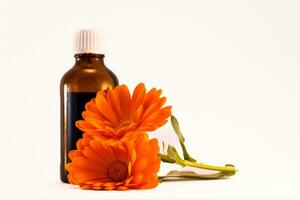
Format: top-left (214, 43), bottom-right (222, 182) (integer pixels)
top-left (107, 161), bottom-right (128, 182)
top-left (118, 119), bottom-right (132, 129)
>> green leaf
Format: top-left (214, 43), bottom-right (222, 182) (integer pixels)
top-left (171, 115), bottom-right (185, 143)
top-left (159, 170), bottom-right (229, 182)
top-left (171, 115), bottom-right (197, 162)
top-left (180, 142), bottom-right (197, 162)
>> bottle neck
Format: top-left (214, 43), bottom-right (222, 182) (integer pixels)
top-left (74, 53), bottom-right (105, 66)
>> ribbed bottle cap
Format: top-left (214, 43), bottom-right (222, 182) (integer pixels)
top-left (74, 29), bottom-right (102, 54)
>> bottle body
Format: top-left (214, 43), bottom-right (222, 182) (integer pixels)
top-left (60, 54), bottom-right (118, 183)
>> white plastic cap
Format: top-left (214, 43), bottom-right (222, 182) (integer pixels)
top-left (74, 29), bottom-right (102, 54)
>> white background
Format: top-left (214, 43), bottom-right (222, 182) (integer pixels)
top-left (0, 0), bottom-right (299, 199)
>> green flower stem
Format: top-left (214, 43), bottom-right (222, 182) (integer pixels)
top-left (181, 160), bottom-right (237, 174)
top-left (159, 145), bottom-right (237, 176)
top-left (160, 115), bottom-right (238, 180)
top-left (159, 152), bottom-right (237, 175)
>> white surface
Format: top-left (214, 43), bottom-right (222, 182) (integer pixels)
top-left (0, 0), bottom-right (299, 199)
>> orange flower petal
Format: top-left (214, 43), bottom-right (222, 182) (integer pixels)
top-left (132, 158), bottom-right (148, 174)
top-left (131, 173), bottom-right (143, 185)
top-left (95, 94), bottom-right (118, 124)
top-left (116, 186), bottom-right (128, 191)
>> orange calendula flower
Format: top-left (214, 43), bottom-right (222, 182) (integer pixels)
top-left (66, 133), bottom-right (160, 190)
top-left (76, 83), bottom-right (171, 141)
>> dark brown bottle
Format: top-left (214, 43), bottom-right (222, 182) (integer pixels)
top-left (60, 30), bottom-right (118, 183)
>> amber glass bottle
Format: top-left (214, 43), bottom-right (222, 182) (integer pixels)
top-left (60, 30), bottom-right (118, 183)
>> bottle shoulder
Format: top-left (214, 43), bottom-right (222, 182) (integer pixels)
top-left (60, 65), bottom-right (118, 93)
